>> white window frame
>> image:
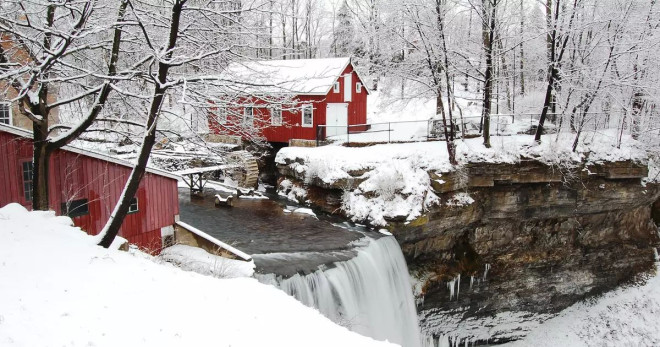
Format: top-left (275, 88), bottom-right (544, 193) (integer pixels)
top-left (270, 105), bottom-right (282, 126)
top-left (243, 106), bottom-right (254, 128)
top-left (21, 160), bottom-right (33, 203)
top-left (128, 197), bottom-right (139, 214)
top-left (301, 104), bottom-right (313, 128)
top-left (215, 107), bottom-right (227, 125)
top-left (0, 102), bottom-right (11, 125)
top-left (343, 74), bottom-right (352, 102)
top-left (356, 82), bottom-right (362, 93)
top-left (333, 81), bottom-right (340, 93)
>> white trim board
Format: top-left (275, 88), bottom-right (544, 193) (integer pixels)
top-left (175, 220), bottom-right (252, 261)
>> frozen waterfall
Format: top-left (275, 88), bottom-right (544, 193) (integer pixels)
top-left (258, 236), bottom-right (423, 347)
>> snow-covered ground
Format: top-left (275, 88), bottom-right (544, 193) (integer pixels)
top-left (507, 269), bottom-right (660, 347)
top-left (326, 91), bottom-right (542, 144)
top-left (0, 203), bottom-right (396, 347)
top-left (160, 244), bottom-right (255, 278)
top-left (277, 132), bottom-right (647, 226)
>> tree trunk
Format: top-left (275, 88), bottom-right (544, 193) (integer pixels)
top-left (98, 0), bottom-right (185, 248)
top-left (20, 1), bottom-right (125, 211)
top-left (269, 0), bottom-right (273, 58)
top-left (546, 0), bottom-right (557, 116)
top-left (519, 0), bottom-right (525, 95)
top-left (32, 122), bottom-right (51, 211)
top-left (535, 66), bottom-right (555, 142)
top-left (536, 0), bottom-right (579, 142)
top-left (437, 87), bottom-right (456, 165)
top-left (631, 64), bottom-right (644, 139)
top-left (437, 0), bottom-right (456, 165)
top-left (497, 38), bottom-right (512, 112)
top-left (482, 0), bottom-right (496, 148)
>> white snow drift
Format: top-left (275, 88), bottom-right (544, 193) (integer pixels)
top-left (0, 203), bottom-right (396, 347)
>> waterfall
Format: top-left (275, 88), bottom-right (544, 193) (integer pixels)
top-left (258, 236), bottom-right (423, 347)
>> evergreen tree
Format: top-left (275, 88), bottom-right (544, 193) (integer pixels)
top-left (331, 1), bottom-right (355, 57)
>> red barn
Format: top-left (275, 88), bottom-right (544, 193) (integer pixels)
top-left (208, 57), bottom-right (369, 144)
top-left (0, 124), bottom-right (180, 252)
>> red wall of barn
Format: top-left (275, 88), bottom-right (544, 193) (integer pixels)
top-left (323, 64), bottom-right (368, 134)
top-left (0, 131), bottom-right (179, 252)
top-left (208, 63), bottom-right (368, 143)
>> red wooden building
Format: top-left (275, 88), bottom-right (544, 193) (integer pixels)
top-left (0, 124), bottom-right (180, 252)
top-left (208, 57), bottom-right (369, 144)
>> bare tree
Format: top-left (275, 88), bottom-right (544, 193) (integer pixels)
top-left (534, 0), bottom-right (580, 143)
top-left (399, 0), bottom-right (457, 164)
top-left (0, 0), bottom-right (132, 210)
top-left (480, 0), bottom-right (499, 148)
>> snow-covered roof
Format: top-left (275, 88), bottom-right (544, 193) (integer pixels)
top-left (0, 123), bottom-right (180, 180)
top-left (220, 57), bottom-right (369, 95)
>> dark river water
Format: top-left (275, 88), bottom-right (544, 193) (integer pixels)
top-left (177, 187), bottom-right (370, 276)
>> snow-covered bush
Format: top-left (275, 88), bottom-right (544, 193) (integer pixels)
top-left (278, 178), bottom-right (308, 203)
top-left (365, 164), bottom-right (406, 200)
top-left (341, 159), bottom-right (439, 226)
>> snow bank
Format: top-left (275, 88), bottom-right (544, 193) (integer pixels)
top-left (340, 159), bottom-right (440, 225)
top-left (507, 271), bottom-right (660, 346)
top-left (160, 244), bottom-right (255, 278)
top-left (291, 207), bottom-right (318, 218)
top-left (277, 132), bottom-right (647, 226)
top-left (0, 203), bottom-right (396, 347)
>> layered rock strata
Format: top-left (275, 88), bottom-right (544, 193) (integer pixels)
top-left (277, 159), bottom-right (660, 343)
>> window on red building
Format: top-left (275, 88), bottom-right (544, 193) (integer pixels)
top-left (21, 161), bottom-right (33, 202)
top-left (271, 105), bottom-right (282, 126)
top-left (128, 197), bottom-right (139, 214)
top-left (0, 103), bottom-right (11, 125)
top-left (243, 107), bottom-right (254, 128)
top-left (301, 104), bottom-right (313, 128)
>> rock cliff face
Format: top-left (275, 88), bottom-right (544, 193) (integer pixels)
top-left (277, 159), bottom-right (660, 344)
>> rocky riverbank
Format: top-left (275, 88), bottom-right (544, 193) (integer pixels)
top-left (275, 138), bottom-right (660, 344)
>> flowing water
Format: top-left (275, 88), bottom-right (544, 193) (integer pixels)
top-left (178, 187), bottom-right (426, 347)
top-left (257, 237), bottom-right (423, 347)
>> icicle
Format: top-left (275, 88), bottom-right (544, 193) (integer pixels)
top-left (654, 248), bottom-right (659, 263)
top-left (456, 274), bottom-right (461, 300)
top-left (469, 275), bottom-right (474, 289)
top-left (483, 264), bottom-right (491, 280)
top-left (447, 278), bottom-right (456, 300)
top-left (420, 334), bottom-right (435, 347)
top-left (417, 295), bottom-right (425, 307)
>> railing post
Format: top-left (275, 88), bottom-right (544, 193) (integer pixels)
top-left (347, 125), bottom-right (349, 146)
top-left (388, 122), bottom-right (391, 143)
top-left (427, 120), bottom-right (430, 140)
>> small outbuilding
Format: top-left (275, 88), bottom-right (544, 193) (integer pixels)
top-left (0, 123), bottom-right (180, 252)
top-left (208, 57), bottom-right (369, 144)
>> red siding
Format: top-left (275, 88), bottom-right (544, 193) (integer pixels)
top-left (209, 62), bottom-right (369, 143)
top-left (0, 130), bottom-right (179, 252)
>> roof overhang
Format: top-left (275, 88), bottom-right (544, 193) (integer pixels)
top-left (0, 123), bottom-right (180, 181)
